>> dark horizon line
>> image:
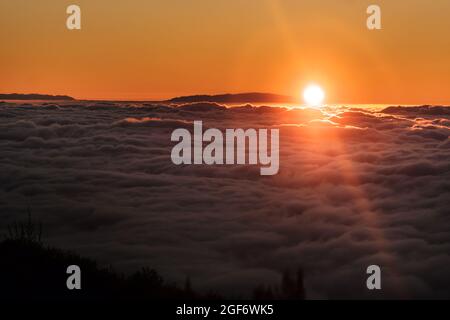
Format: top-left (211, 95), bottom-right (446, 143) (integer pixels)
top-left (1, 92), bottom-right (449, 106)
top-left (0, 92), bottom-right (294, 101)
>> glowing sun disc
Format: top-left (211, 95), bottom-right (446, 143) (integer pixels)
top-left (303, 85), bottom-right (325, 106)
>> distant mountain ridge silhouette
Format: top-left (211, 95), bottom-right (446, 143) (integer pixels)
top-left (167, 92), bottom-right (296, 103)
top-left (0, 93), bottom-right (75, 101)
top-left (1, 92), bottom-right (296, 103)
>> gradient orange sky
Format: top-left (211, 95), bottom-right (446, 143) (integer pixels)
top-left (1, 0), bottom-right (450, 103)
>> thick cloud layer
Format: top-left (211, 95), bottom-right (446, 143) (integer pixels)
top-left (0, 101), bottom-right (449, 298)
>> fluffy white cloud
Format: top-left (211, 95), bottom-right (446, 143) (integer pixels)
top-left (0, 101), bottom-right (449, 298)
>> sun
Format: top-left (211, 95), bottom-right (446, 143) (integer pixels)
top-left (303, 84), bottom-right (325, 107)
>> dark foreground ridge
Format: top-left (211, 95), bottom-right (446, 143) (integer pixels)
top-left (0, 213), bottom-right (305, 301)
top-left (0, 93), bottom-right (75, 101)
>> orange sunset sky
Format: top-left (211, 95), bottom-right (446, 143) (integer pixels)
top-left (1, 0), bottom-right (450, 103)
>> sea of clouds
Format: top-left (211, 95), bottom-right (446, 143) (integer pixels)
top-left (0, 101), bottom-right (449, 298)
